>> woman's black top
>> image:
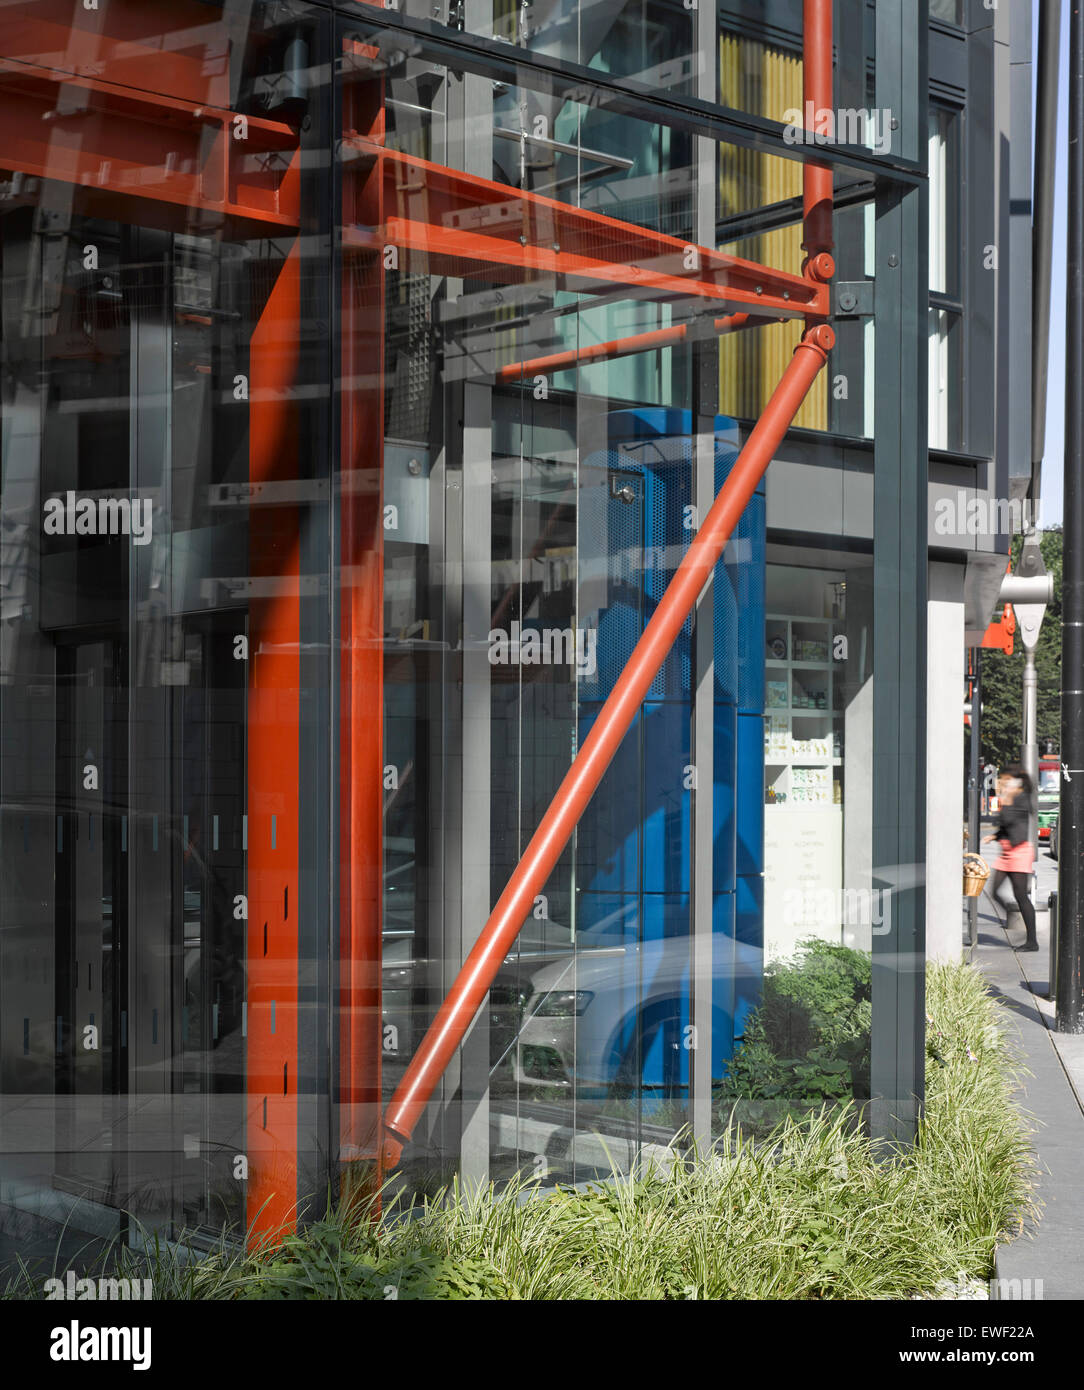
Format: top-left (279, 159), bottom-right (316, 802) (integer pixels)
top-left (994, 799), bottom-right (1031, 848)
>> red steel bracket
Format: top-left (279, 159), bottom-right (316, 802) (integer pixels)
top-left (0, 56), bottom-right (299, 237)
top-left (981, 604), bottom-right (1016, 655)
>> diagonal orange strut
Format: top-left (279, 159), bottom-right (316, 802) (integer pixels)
top-left (381, 321), bottom-right (835, 1165)
top-left (377, 0), bottom-right (836, 1166)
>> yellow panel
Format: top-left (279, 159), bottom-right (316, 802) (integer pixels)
top-left (718, 33), bottom-right (827, 432)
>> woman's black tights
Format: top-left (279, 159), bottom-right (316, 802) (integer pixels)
top-left (990, 870), bottom-right (1037, 944)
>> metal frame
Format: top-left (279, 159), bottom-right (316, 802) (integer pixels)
top-left (343, 4), bottom-right (925, 185)
top-left (687, 0), bottom-right (720, 1157)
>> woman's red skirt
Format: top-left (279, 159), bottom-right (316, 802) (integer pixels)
top-left (993, 837), bottom-right (1034, 873)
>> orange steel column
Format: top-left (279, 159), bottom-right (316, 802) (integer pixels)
top-left (802, 0), bottom-right (835, 272)
top-left (246, 246), bottom-right (302, 1238)
top-left (381, 323), bottom-right (835, 1164)
top-left (339, 47), bottom-right (385, 1171)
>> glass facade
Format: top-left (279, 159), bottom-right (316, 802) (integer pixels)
top-left (0, 0), bottom-right (928, 1258)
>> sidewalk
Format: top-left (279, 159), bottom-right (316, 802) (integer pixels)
top-left (968, 842), bottom-right (1084, 1299)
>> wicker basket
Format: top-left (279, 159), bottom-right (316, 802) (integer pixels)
top-left (963, 853), bottom-right (989, 898)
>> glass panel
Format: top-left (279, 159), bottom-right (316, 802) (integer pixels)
top-left (928, 305), bottom-right (962, 452)
top-left (338, 17), bottom-right (880, 1203)
top-left (0, 0), bottom-right (333, 1254)
top-left (0, 0), bottom-right (916, 1273)
top-left (745, 562), bottom-right (873, 1136)
top-left (928, 106), bottom-right (960, 298)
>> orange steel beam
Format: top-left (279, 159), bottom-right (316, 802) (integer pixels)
top-left (0, 0), bottom-right (232, 107)
top-left (495, 312), bottom-right (768, 383)
top-left (0, 57), bottom-right (299, 237)
top-left (343, 140), bottom-right (828, 318)
top-left (380, 322), bottom-right (835, 1165)
top-left (345, 214), bottom-right (821, 314)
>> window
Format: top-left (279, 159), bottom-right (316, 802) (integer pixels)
top-left (930, 0), bottom-right (963, 25)
top-left (929, 104), bottom-right (963, 451)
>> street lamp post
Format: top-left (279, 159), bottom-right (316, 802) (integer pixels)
top-left (1057, 0), bottom-right (1084, 1033)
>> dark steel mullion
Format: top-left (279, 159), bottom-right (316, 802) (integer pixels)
top-left (345, 10), bottom-right (926, 184)
top-left (870, 0), bottom-right (928, 1148)
top-left (296, 18), bottom-right (335, 1219)
top-left (688, 0), bottom-right (717, 1156)
top-left (441, 21), bottom-right (492, 1180)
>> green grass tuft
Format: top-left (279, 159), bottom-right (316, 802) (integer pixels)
top-left (1, 958), bottom-right (1037, 1301)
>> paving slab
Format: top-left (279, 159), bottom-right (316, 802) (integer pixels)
top-left (967, 842), bottom-right (1084, 1300)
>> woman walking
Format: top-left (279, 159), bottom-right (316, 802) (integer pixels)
top-left (983, 765), bottom-right (1038, 951)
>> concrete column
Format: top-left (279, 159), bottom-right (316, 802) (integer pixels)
top-left (926, 561), bottom-right (966, 961)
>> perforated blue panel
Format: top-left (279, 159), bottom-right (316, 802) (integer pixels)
top-left (734, 875), bottom-right (764, 1043)
top-left (715, 438), bottom-right (766, 713)
top-left (712, 892), bottom-right (736, 1071)
top-left (712, 701), bottom-right (737, 892)
top-left (733, 492), bottom-right (766, 715)
top-left (736, 712), bottom-right (765, 876)
top-left (573, 408), bottom-right (764, 1076)
top-left (576, 453), bottom-right (644, 702)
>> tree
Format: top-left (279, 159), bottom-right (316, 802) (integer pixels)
top-left (978, 528), bottom-right (1062, 768)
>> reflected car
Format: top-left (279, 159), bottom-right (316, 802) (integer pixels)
top-left (500, 936), bottom-right (761, 1096)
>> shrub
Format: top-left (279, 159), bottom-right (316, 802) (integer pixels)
top-left (716, 937), bottom-right (872, 1128)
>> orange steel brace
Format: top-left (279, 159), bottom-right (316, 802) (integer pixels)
top-left (371, 0), bottom-right (835, 1165)
top-left (496, 312), bottom-right (768, 384)
top-left (380, 323), bottom-right (834, 1164)
top-left (342, 141), bottom-right (827, 318)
